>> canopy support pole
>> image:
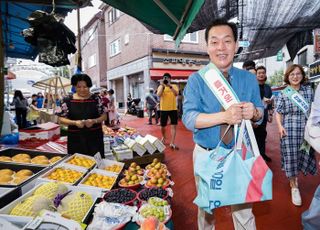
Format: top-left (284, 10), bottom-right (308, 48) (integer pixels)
top-left (0, 5), bottom-right (4, 134)
top-left (76, 6), bottom-right (82, 71)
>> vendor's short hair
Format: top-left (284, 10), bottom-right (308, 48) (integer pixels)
top-left (71, 74), bottom-right (92, 87)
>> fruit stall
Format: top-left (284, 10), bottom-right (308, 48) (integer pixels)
top-left (0, 149), bottom-right (175, 229)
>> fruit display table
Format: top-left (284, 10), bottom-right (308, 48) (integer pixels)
top-left (121, 151), bottom-right (164, 167)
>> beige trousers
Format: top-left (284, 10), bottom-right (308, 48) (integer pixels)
top-left (193, 144), bottom-right (256, 230)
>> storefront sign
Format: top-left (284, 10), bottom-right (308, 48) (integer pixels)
top-left (309, 59), bottom-right (320, 80)
top-left (314, 29), bottom-right (320, 54)
top-left (276, 50), bottom-right (283, 61)
top-left (163, 57), bottom-right (201, 66)
top-left (239, 40), bottom-right (250, 48)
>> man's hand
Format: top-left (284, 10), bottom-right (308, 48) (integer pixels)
top-left (263, 97), bottom-right (272, 105)
top-left (241, 102), bottom-right (255, 120)
top-left (84, 119), bottom-right (95, 128)
top-left (224, 104), bottom-right (243, 125)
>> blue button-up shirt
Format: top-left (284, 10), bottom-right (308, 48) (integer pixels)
top-left (182, 65), bottom-right (263, 149)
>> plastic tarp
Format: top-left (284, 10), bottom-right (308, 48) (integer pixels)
top-left (141, 0), bottom-right (320, 61)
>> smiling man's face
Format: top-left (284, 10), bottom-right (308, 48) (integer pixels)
top-left (207, 25), bottom-right (238, 73)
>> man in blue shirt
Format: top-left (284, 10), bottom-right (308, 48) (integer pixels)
top-left (182, 19), bottom-right (263, 230)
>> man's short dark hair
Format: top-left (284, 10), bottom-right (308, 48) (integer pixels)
top-left (256, 66), bottom-right (266, 72)
top-left (205, 18), bottom-right (238, 43)
top-left (71, 74), bottom-right (92, 87)
top-left (163, 73), bottom-right (172, 78)
top-left (108, 89), bottom-right (114, 95)
top-left (242, 60), bottom-right (256, 70)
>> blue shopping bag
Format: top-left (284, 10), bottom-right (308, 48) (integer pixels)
top-left (193, 121), bottom-right (273, 213)
top-left (302, 185), bottom-right (320, 230)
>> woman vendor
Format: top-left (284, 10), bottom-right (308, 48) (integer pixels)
top-left (56, 74), bottom-right (107, 157)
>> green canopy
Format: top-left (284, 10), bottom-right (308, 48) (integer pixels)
top-left (101, 0), bottom-right (204, 46)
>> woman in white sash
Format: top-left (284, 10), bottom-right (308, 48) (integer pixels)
top-left (275, 64), bottom-right (316, 206)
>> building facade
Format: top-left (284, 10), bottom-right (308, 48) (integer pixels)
top-left (103, 5), bottom-right (209, 109)
top-left (70, 11), bottom-right (107, 88)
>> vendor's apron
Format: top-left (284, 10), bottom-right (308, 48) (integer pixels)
top-left (67, 98), bottom-right (104, 157)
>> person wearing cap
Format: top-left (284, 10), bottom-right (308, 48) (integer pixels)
top-left (157, 73), bottom-right (179, 149)
top-left (55, 74), bottom-right (107, 157)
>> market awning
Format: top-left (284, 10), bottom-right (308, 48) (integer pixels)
top-left (32, 75), bottom-right (71, 90)
top-left (101, 0), bottom-right (205, 46)
top-left (150, 68), bottom-right (195, 80)
top-left (1, 0), bottom-right (91, 60)
top-left (115, 0), bottom-right (320, 61)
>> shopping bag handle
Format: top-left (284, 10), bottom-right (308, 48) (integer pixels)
top-left (236, 120), bottom-right (260, 157)
top-left (209, 123), bottom-right (238, 159)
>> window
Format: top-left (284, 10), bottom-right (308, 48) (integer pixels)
top-left (88, 54), bottom-right (96, 68)
top-left (108, 8), bottom-right (121, 25)
top-left (298, 50), bottom-right (307, 66)
top-left (110, 39), bottom-right (121, 57)
top-left (163, 32), bottom-right (198, 43)
top-left (88, 28), bottom-right (95, 42)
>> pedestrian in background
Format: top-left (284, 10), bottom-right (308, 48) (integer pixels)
top-left (107, 89), bottom-right (117, 126)
top-left (11, 90), bottom-right (28, 129)
top-left (145, 88), bottom-right (159, 125)
top-left (275, 64), bottom-right (317, 206)
top-left (157, 73), bottom-right (179, 149)
top-left (27, 99), bottom-right (40, 125)
top-left (253, 66), bottom-right (273, 162)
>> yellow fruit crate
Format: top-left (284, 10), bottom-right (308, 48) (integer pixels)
top-left (37, 163), bottom-right (87, 185)
top-left (96, 159), bottom-right (124, 174)
top-left (78, 169), bottom-right (118, 192)
top-left (62, 153), bottom-right (96, 170)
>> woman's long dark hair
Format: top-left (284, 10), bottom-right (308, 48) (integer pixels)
top-left (14, 90), bottom-right (24, 100)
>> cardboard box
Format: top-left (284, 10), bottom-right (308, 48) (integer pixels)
top-left (124, 138), bottom-right (146, 156)
top-left (135, 136), bottom-right (157, 154)
top-left (19, 122), bottom-right (60, 144)
top-left (112, 145), bottom-right (133, 161)
top-left (145, 134), bottom-right (166, 153)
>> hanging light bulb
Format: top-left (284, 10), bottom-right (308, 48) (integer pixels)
top-left (9, 40), bottom-right (14, 49)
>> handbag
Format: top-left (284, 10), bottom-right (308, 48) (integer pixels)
top-left (304, 103), bottom-right (320, 153)
top-left (193, 120), bottom-right (273, 213)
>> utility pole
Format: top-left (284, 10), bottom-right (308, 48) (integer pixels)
top-left (76, 7), bottom-right (82, 72)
